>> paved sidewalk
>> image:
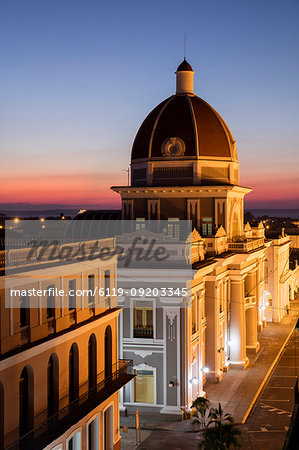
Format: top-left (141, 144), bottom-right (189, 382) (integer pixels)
top-left (120, 428), bottom-right (151, 450)
top-left (125, 298), bottom-right (299, 449)
top-left (205, 298), bottom-right (299, 423)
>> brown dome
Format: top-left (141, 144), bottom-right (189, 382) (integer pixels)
top-left (131, 94), bottom-right (237, 162)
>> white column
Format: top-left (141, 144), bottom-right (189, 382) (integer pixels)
top-left (229, 276), bottom-right (248, 368)
top-left (245, 271), bottom-right (260, 353)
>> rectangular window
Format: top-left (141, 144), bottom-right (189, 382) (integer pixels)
top-left (201, 296), bottom-right (205, 320)
top-left (46, 285), bottom-right (55, 319)
top-left (136, 218), bottom-right (145, 230)
top-left (20, 293), bottom-right (29, 327)
top-left (133, 307), bottom-right (153, 338)
top-left (46, 286), bottom-right (55, 319)
top-left (88, 274), bottom-right (95, 306)
top-left (192, 297), bottom-right (197, 334)
top-left (167, 218), bottom-right (180, 240)
top-left (69, 279), bottom-right (76, 310)
top-left (202, 217), bottom-right (213, 236)
top-left (104, 270), bottom-right (110, 293)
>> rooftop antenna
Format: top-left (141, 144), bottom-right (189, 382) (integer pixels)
top-left (184, 33), bottom-right (187, 60)
top-left (122, 167), bottom-right (130, 186)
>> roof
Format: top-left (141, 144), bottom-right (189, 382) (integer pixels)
top-left (176, 59), bottom-right (193, 72)
top-left (131, 94), bottom-right (237, 161)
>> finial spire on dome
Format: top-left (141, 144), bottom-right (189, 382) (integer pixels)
top-left (175, 58), bottom-right (194, 94)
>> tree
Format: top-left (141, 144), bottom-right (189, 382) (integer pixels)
top-left (198, 423), bottom-right (241, 449)
top-left (208, 403), bottom-right (234, 427)
top-left (191, 397), bottom-right (210, 430)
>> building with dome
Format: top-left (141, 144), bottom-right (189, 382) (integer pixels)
top-left (111, 59), bottom-right (299, 415)
top-left (113, 59), bottom-right (247, 240)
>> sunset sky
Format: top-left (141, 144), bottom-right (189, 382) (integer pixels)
top-left (1, 0), bottom-right (299, 211)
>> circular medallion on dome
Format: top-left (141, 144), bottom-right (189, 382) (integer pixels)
top-left (161, 137), bottom-right (185, 158)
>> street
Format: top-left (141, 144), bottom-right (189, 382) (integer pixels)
top-left (240, 328), bottom-right (298, 449)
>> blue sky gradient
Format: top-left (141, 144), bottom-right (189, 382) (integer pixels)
top-left (1, 0), bottom-right (299, 209)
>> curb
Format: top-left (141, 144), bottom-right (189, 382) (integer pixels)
top-left (241, 319), bottom-right (297, 424)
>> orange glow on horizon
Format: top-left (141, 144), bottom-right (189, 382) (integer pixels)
top-left (1, 171), bottom-right (298, 209)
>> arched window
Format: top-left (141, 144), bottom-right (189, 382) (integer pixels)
top-left (47, 354), bottom-right (59, 418)
top-left (104, 326), bottom-right (112, 381)
top-left (19, 366), bottom-right (34, 437)
top-left (88, 334), bottom-right (97, 391)
top-left (69, 343), bottom-right (79, 403)
top-left (0, 380), bottom-right (4, 450)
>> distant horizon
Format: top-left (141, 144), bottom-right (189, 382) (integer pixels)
top-left (1, 202), bottom-right (299, 217)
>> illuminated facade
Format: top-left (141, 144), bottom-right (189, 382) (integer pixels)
top-left (0, 238), bottom-right (134, 450)
top-left (112, 60), bottom-right (299, 414)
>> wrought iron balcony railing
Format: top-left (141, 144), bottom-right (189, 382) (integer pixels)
top-left (5, 359), bottom-right (134, 450)
top-left (133, 325), bottom-right (154, 338)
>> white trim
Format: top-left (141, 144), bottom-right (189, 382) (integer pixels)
top-left (123, 342), bottom-right (163, 348)
top-left (49, 444), bottom-right (64, 450)
top-left (86, 413), bottom-right (100, 450)
top-left (102, 402), bottom-right (114, 450)
top-left (66, 427), bottom-right (82, 450)
top-left (134, 350), bottom-right (153, 358)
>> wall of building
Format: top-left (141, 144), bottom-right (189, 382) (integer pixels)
top-left (0, 310), bottom-right (119, 438)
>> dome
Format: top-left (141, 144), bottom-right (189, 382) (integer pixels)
top-left (131, 94), bottom-right (237, 161)
top-left (129, 60), bottom-right (239, 188)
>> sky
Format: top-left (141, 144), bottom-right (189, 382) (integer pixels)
top-left (0, 0), bottom-right (299, 211)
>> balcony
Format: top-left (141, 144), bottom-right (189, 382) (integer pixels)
top-left (228, 237), bottom-right (264, 253)
top-left (5, 359), bottom-right (134, 450)
top-left (245, 295), bottom-right (256, 308)
top-left (133, 326), bottom-right (153, 338)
